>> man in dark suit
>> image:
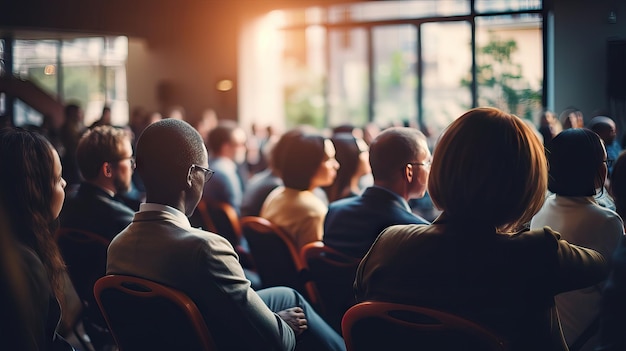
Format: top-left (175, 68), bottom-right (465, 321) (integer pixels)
top-left (107, 119), bottom-right (345, 351)
top-left (60, 125), bottom-right (136, 241)
top-left (59, 125), bottom-right (136, 349)
top-left (323, 127), bottom-right (431, 258)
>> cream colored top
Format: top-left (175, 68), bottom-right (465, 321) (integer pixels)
top-left (530, 194), bottom-right (624, 351)
top-left (260, 186), bottom-right (328, 250)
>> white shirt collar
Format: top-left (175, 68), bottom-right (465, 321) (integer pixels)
top-left (139, 202), bottom-right (192, 229)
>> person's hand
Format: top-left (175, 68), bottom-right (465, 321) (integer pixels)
top-left (277, 307), bottom-right (308, 336)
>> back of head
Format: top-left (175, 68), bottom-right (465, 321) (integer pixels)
top-left (207, 120), bottom-right (239, 154)
top-left (587, 116), bottom-right (617, 144)
top-left (270, 128), bottom-right (306, 174)
top-left (559, 107), bottom-right (583, 129)
top-left (548, 128), bottom-right (606, 197)
top-left (76, 126), bottom-right (132, 180)
top-left (135, 119), bottom-right (206, 196)
top-left (280, 131), bottom-right (327, 190)
top-left (326, 133), bottom-right (366, 201)
top-left (428, 107), bottom-right (547, 232)
top-left (610, 151), bottom-right (626, 220)
top-left (369, 127), bottom-right (426, 183)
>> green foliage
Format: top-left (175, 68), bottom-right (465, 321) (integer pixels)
top-left (462, 34), bottom-right (541, 119)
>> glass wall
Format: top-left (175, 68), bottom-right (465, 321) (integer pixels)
top-left (373, 25), bottom-right (417, 127)
top-left (243, 0), bottom-right (545, 138)
top-left (11, 36), bottom-right (128, 127)
top-left (421, 21), bottom-right (472, 141)
top-left (328, 28), bottom-right (369, 128)
top-left (475, 14), bottom-right (543, 121)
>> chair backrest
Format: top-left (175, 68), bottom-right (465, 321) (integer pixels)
top-left (56, 227), bottom-right (112, 345)
top-left (56, 228), bottom-right (110, 299)
top-left (239, 216), bottom-right (317, 304)
top-left (194, 199), bottom-right (242, 247)
top-left (94, 275), bottom-right (217, 351)
top-left (301, 241), bottom-right (361, 332)
top-left (342, 301), bottom-right (509, 351)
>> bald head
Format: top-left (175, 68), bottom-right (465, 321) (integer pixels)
top-left (136, 119), bottom-right (207, 195)
top-left (369, 127), bottom-right (428, 182)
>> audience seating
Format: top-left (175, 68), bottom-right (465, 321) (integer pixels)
top-left (56, 228), bottom-right (113, 350)
top-left (93, 274), bottom-right (217, 351)
top-left (240, 216), bottom-right (318, 306)
top-left (342, 301), bottom-right (509, 351)
top-left (192, 199), bottom-right (255, 270)
top-left (301, 241), bottom-right (361, 333)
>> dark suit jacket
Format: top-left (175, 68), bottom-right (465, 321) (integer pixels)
top-left (355, 215), bottom-right (609, 351)
top-left (107, 209), bottom-right (295, 351)
top-left (323, 186), bottom-right (429, 258)
top-left (60, 182), bottom-right (134, 241)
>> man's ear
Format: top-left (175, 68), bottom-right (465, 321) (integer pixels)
top-left (404, 163), bottom-right (414, 183)
top-left (187, 171), bottom-right (193, 188)
top-left (102, 162), bottom-right (113, 178)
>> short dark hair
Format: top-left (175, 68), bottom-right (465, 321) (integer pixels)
top-left (76, 126), bottom-right (131, 180)
top-left (326, 133), bottom-right (363, 202)
top-left (135, 119), bottom-right (206, 194)
top-left (207, 120), bottom-right (239, 154)
top-left (270, 128), bottom-right (305, 173)
top-left (369, 127), bottom-right (426, 182)
top-left (281, 132), bottom-right (327, 190)
top-left (548, 128), bottom-right (606, 196)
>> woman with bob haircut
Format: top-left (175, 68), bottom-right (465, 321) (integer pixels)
top-left (261, 130), bottom-right (339, 250)
top-left (355, 107), bottom-right (609, 351)
top-left (531, 129), bottom-right (623, 351)
top-left (0, 127), bottom-right (73, 351)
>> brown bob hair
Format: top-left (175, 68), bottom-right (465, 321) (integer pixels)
top-left (428, 107), bottom-right (548, 232)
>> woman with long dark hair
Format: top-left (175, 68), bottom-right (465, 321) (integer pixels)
top-left (0, 127), bottom-right (72, 350)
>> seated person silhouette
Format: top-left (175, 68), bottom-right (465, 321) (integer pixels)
top-left (324, 127), bottom-right (430, 258)
top-left (355, 108), bottom-right (610, 351)
top-left (106, 119), bottom-right (345, 351)
top-left (60, 125), bottom-right (135, 241)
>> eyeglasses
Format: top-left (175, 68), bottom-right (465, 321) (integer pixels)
top-left (188, 164), bottom-right (214, 183)
top-left (110, 156), bottom-right (136, 168)
top-left (408, 161), bottom-right (432, 168)
top-left (604, 159), bottom-right (614, 167)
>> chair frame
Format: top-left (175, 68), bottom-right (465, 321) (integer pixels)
top-left (239, 216), bottom-right (318, 305)
top-left (56, 227), bottom-right (112, 351)
top-left (342, 301), bottom-right (509, 351)
top-left (300, 241), bottom-right (360, 325)
top-left (93, 275), bottom-right (217, 351)
top-left (56, 227), bottom-right (111, 246)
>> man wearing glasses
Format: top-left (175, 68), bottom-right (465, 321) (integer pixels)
top-left (59, 125), bottom-right (137, 350)
top-left (60, 125), bottom-right (136, 242)
top-left (107, 119), bottom-right (345, 351)
top-left (323, 127), bottom-right (432, 259)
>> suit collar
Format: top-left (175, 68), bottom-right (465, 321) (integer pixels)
top-left (362, 186), bottom-right (412, 212)
top-left (137, 203), bottom-right (192, 229)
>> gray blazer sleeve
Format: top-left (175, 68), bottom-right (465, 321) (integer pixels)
top-left (198, 234), bottom-right (296, 351)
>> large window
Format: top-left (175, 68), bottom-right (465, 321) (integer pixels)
top-left (241, 0), bottom-right (545, 139)
top-left (11, 36), bottom-right (128, 127)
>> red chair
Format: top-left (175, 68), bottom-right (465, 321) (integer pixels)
top-left (240, 216), bottom-right (318, 306)
top-left (300, 241), bottom-right (360, 333)
top-left (342, 301), bottom-right (509, 351)
top-left (94, 275), bottom-right (217, 351)
top-left (192, 199), bottom-right (255, 270)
